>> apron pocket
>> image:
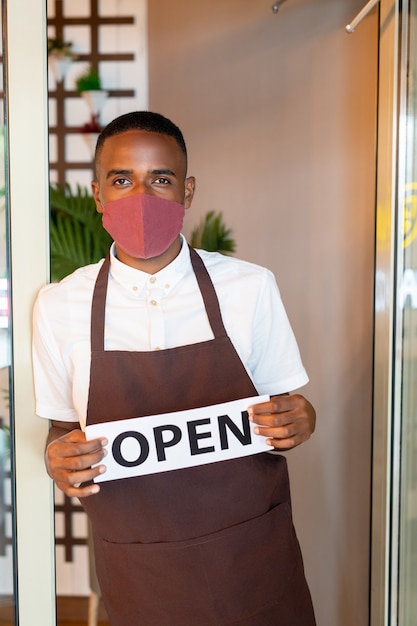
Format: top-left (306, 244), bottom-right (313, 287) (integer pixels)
top-left (97, 531), bottom-right (217, 626)
top-left (96, 501), bottom-right (306, 626)
top-left (198, 501), bottom-right (305, 624)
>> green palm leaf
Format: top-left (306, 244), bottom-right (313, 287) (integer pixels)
top-left (190, 210), bottom-right (236, 255)
top-left (49, 183), bottom-right (112, 281)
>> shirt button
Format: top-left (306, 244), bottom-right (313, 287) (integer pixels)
top-left (150, 299), bottom-right (157, 306)
top-left (132, 286), bottom-right (138, 292)
top-left (154, 347), bottom-right (161, 351)
top-left (164, 284), bottom-right (170, 289)
top-left (149, 276), bottom-right (156, 284)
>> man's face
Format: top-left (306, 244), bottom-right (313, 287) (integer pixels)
top-left (92, 129), bottom-right (195, 212)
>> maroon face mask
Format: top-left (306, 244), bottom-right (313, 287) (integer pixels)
top-left (102, 193), bottom-right (185, 259)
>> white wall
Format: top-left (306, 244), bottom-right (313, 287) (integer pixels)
top-left (148, 1), bottom-right (377, 624)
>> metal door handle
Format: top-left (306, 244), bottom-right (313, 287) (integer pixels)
top-left (346, 0), bottom-right (379, 33)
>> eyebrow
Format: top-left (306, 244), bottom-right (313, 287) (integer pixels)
top-left (105, 168), bottom-right (177, 179)
top-left (150, 168), bottom-right (177, 177)
top-left (105, 169), bottom-right (134, 180)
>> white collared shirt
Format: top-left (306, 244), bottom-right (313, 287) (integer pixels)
top-left (32, 237), bottom-right (308, 430)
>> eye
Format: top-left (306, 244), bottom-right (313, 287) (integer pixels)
top-left (113, 177), bottom-right (131, 186)
top-left (153, 177), bottom-right (170, 185)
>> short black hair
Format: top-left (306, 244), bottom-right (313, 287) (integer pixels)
top-left (94, 111), bottom-right (187, 177)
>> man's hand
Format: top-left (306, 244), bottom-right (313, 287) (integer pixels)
top-left (248, 394), bottom-right (316, 451)
top-left (45, 421), bottom-right (108, 498)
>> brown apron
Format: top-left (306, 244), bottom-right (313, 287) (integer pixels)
top-left (82, 247), bottom-right (315, 626)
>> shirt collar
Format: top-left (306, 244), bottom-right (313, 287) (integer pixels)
top-left (108, 234), bottom-right (191, 295)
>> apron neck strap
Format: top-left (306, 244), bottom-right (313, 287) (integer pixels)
top-left (90, 246), bottom-right (227, 351)
top-left (90, 253), bottom-right (110, 352)
top-left (188, 246), bottom-right (228, 338)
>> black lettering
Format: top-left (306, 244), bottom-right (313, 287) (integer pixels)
top-left (153, 425), bottom-right (182, 461)
top-left (187, 418), bottom-right (215, 455)
top-left (218, 411), bottom-right (252, 450)
top-left (112, 430), bottom-right (150, 467)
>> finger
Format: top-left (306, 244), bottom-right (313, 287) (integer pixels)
top-left (254, 425), bottom-right (310, 450)
top-left (248, 394), bottom-right (295, 415)
top-left (248, 400), bottom-right (296, 422)
top-left (266, 436), bottom-right (299, 451)
top-left (55, 464), bottom-right (107, 498)
top-left (48, 445), bottom-right (107, 475)
top-left (64, 484), bottom-right (101, 498)
top-left (250, 414), bottom-right (294, 429)
top-left (248, 401), bottom-right (277, 416)
top-left (253, 424), bottom-right (296, 440)
top-left (46, 439), bottom-right (108, 474)
top-left (48, 436), bottom-right (108, 459)
top-left (57, 478), bottom-right (101, 499)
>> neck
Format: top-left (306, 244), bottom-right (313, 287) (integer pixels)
top-left (114, 237), bottom-right (182, 274)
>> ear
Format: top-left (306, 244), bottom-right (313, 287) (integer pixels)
top-left (184, 176), bottom-right (196, 210)
top-left (91, 181), bottom-right (103, 214)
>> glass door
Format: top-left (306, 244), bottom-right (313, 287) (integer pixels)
top-left (0, 2), bottom-right (15, 622)
top-left (372, 0), bottom-right (417, 624)
top-left (396, 1), bottom-right (417, 621)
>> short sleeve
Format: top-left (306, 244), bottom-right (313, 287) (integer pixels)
top-left (32, 287), bottom-right (80, 423)
top-left (247, 269), bottom-right (308, 395)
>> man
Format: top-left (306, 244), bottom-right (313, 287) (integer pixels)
top-left (33, 111), bottom-right (316, 625)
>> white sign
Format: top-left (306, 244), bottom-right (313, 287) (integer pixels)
top-left (86, 395), bottom-right (270, 482)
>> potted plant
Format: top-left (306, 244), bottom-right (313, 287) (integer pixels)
top-left (79, 115), bottom-right (103, 156)
top-left (75, 65), bottom-right (108, 118)
top-left (75, 65), bottom-right (102, 91)
top-left (48, 37), bottom-right (76, 83)
top-left (190, 210), bottom-right (236, 255)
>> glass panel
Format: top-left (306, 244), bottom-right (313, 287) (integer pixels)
top-left (399, 1), bottom-right (417, 623)
top-left (370, 2), bottom-right (400, 620)
top-left (0, 1), bottom-right (16, 624)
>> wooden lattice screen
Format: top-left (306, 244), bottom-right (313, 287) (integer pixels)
top-left (48, 0), bottom-right (137, 186)
top-left (48, 0), bottom-right (143, 565)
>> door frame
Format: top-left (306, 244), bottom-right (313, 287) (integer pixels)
top-left (4, 0), bottom-right (55, 623)
top-left (371, 0), bottom-right (409, 624)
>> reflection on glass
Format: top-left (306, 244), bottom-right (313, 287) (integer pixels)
top-left (399, 1), bottom-right (417, 623)
top-left (0, 2), bottom-right (15, 624)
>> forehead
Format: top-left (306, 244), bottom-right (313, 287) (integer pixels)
top-left (96, 130), bottom-right (186, 176)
